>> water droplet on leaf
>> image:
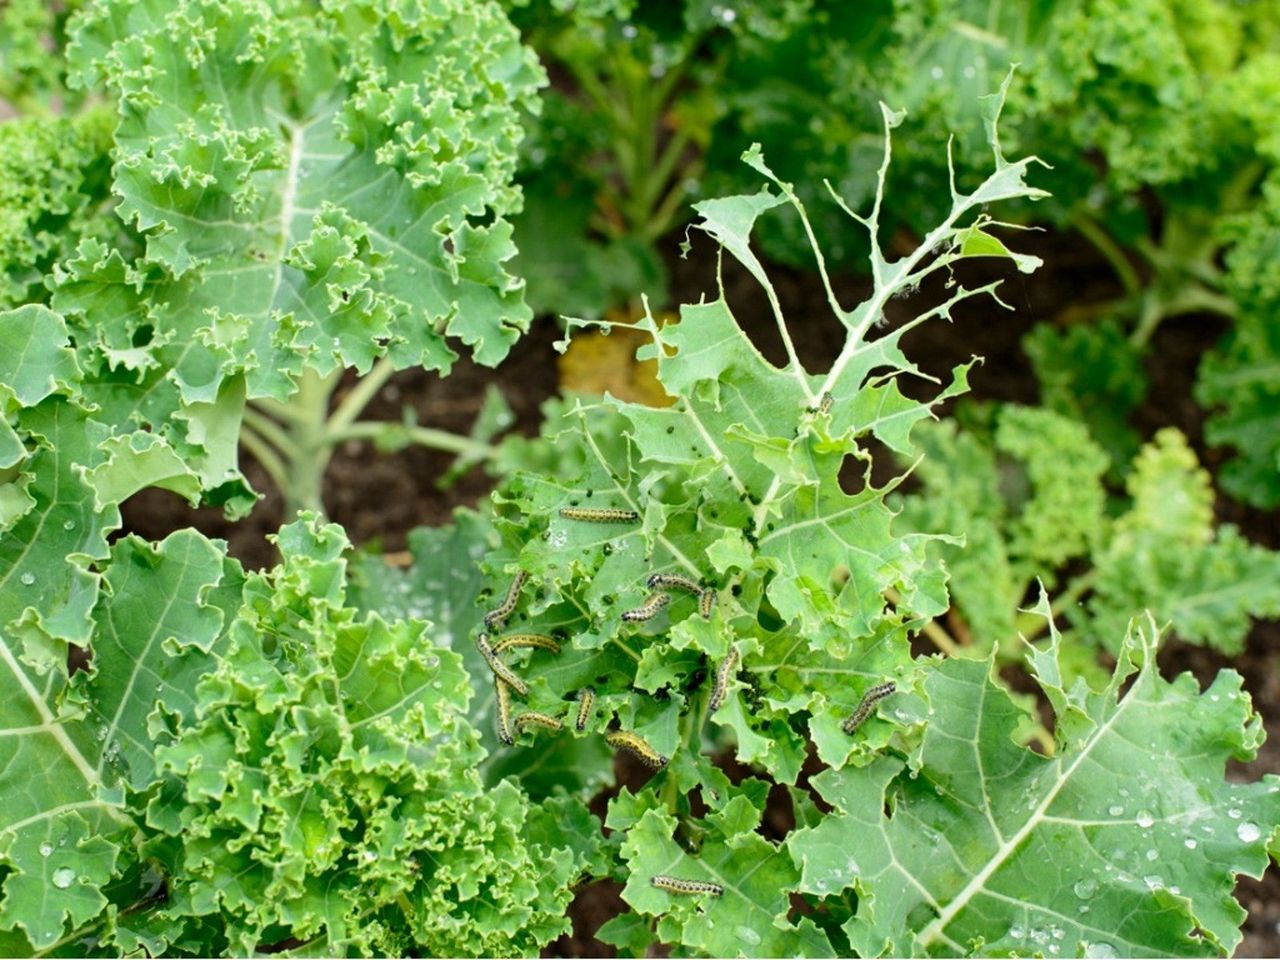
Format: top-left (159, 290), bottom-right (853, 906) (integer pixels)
top-left (1237, 822), bottom-right (1260, 843)
top-left (52, 868), bottom-right (76, 888)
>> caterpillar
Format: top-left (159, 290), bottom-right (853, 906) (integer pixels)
top-left (575, 687), bottom-right (595, 731)
top-left (605, 730), bottom-right (668, 769)
top-left (484, 569), bottom-right (528, 630)
top-left (708, 646), bottom-right (740, 713)
top-left (698, 588), bottom-right (716, 620)
top-left (514, 711), bottom-right (563, 733)
top-left (842, 681), bottom-right (896, 735)
top-left (491, 633), bottom-right (561, 656)
top-left (651, 875), bottom-right (724, 897)
top-left (559, 507), bottom-right (640, 523)
top-left (476, 632), bottom-right (529, 696)
top-left (818, 392), bottom-right (833, 416)
top-left (495, 678), bottom-right (515, 745)
top-left (621, 592), bottom-right (670, 622)
top-left (646, 572), bottom-right (702, 595)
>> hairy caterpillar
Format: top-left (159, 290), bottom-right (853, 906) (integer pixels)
top-left (651, 875), bottom-right (724, 896)
top-left (698, 588), bottom-right (716, 620)
top-left (476, 632), bottom-right (529, 696)
top-left (842, 681), bottom-right (896, 735)
top-left (495, 679), bottom-right (515, 745)
top-left (621, 592), bottom-right (670, 622)
top-left (514, 711), bottom-right (563, 733)
top-left (605, 730), bottom-right (668, 769)
top-left (491, 633), bottom-right (561, 655)
top-left (646, 572), bottom-right (702, 595)
top-left (559, 507), bottom-right (640, 523)
top-left (575, 687), bottom-right (595, 731)
top-left (818, 392), bottom-right (833, 416)
top-left (484, 570), bottom-right (528, 630)
top-left (708, 646), bottom-right (740, 713)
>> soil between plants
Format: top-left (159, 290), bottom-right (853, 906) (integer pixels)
top-left (120, 224), bottom-right (1280, 958)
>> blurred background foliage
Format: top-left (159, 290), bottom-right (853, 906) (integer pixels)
top-left (502, 0), bottom-right (1280, 512)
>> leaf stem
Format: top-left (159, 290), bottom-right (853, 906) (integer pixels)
top-left (239, 422), bottom-right (291, 495)
top-left (328, 356), bottom-right (397, 435)
top-left (243, 405), bottom-right (301, 460)
top-left (1069, 209), bottom-right (1142, 298)
top-left (326, 421), bottom-right (497, 460)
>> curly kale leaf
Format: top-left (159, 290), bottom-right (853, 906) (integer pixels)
top-left (0, 108), bottom-right (120, 310)
top-left (901, 409), bottom-right (1280, 658)
top-left (1077, 430), bottom-right (1280, 656)
top-left (787, 601), bottom-right (1280, 957)
top-left (131, 515), bottom-right (596, 956)
top-left (1, 512), bottom-right (599, 955)
top-left (896, 404), bottom-right (1109, 646)
top-left (3, 0), bottom-right (543, 520)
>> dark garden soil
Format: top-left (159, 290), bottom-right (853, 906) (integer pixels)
top-left (119, 223), bottom-right (1280, 958)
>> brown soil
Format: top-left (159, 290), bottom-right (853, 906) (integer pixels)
top-left (118, 218), bottom-right (1279, 958)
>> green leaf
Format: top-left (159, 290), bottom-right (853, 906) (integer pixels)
top-left (1024, 318), bottom-right (1147, 477)
top-left (122, 514), bottom-right (589, 956)
top-left (0, 306), bottom-right (81, 410)
top-left (67, 531), bottom-right (234, 790)
top-left (0, 811), bottom-right (120, 951)
top-left (787, 610), bottom-right (1280, 957)
top-left (1196, 303), bottom-right (1280, 509)
top-left (618, 802), bottom-right (833, 957)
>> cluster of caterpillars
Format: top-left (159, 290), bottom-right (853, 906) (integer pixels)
top-left (478, 505), bottom-right (896, 757)
top-left (477, 552), bottom-right (667, 767)
top-left (475, 498), bottom-right (897, 908)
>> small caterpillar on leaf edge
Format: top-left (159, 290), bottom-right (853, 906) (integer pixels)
top-left (646, 572), bottom-right (702, 594)
top-left (606, 730), bottom-right (668, 769)
top-left (842, 681), bottom-right (896, 735)
top-left (559, 507), bottom-right (640, 523)
top-left (515, 711), bottom-right (563, 733)
top-left (708, 646), bottom-right (740, 713)
top-left (492, 633), bottom-right (561, 655)
top-left (651, 876), bottom-right (723, 896)
top-left (621, 592), bottom-right (670, 622)
top-left (476, 632), bottom-right (529, 696)
top-left (495, 678), bottom-right (514, 745)
top-left (575, 687), bottom-right (595, 731)
top-left (484, 569), bottom-right (528, 630)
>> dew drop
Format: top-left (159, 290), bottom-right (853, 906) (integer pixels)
top-left (1084, 942), bottom-right (1118, 958)
top-left (1237, 822), bottom-right (1261, 843)
top-left (1143, 875), bottom-right (1164, 890)
top-left (19, 572), bottom-right (35, 586)
top-left (1136, 810), bottom-right (1154, 828)
top-left (38, 843), bottom-right (53, 857)
top-left (1073, 878), bottom-right (1097, 899)
top-left (63, 519), bottom-right (75, 531)
top-left (930, 65), bottom-right (944, 80)
top-left (1228, 807), bottom-right (1242, 819)
top-left (1184, 837), bottom-right (1197, 849)
top-left (52, 868), bottom-right (76, 889)
top-left (1145, 848), bottom-right (1158, 861)
top-left (1108, 804), bottom-right (1124, 817)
